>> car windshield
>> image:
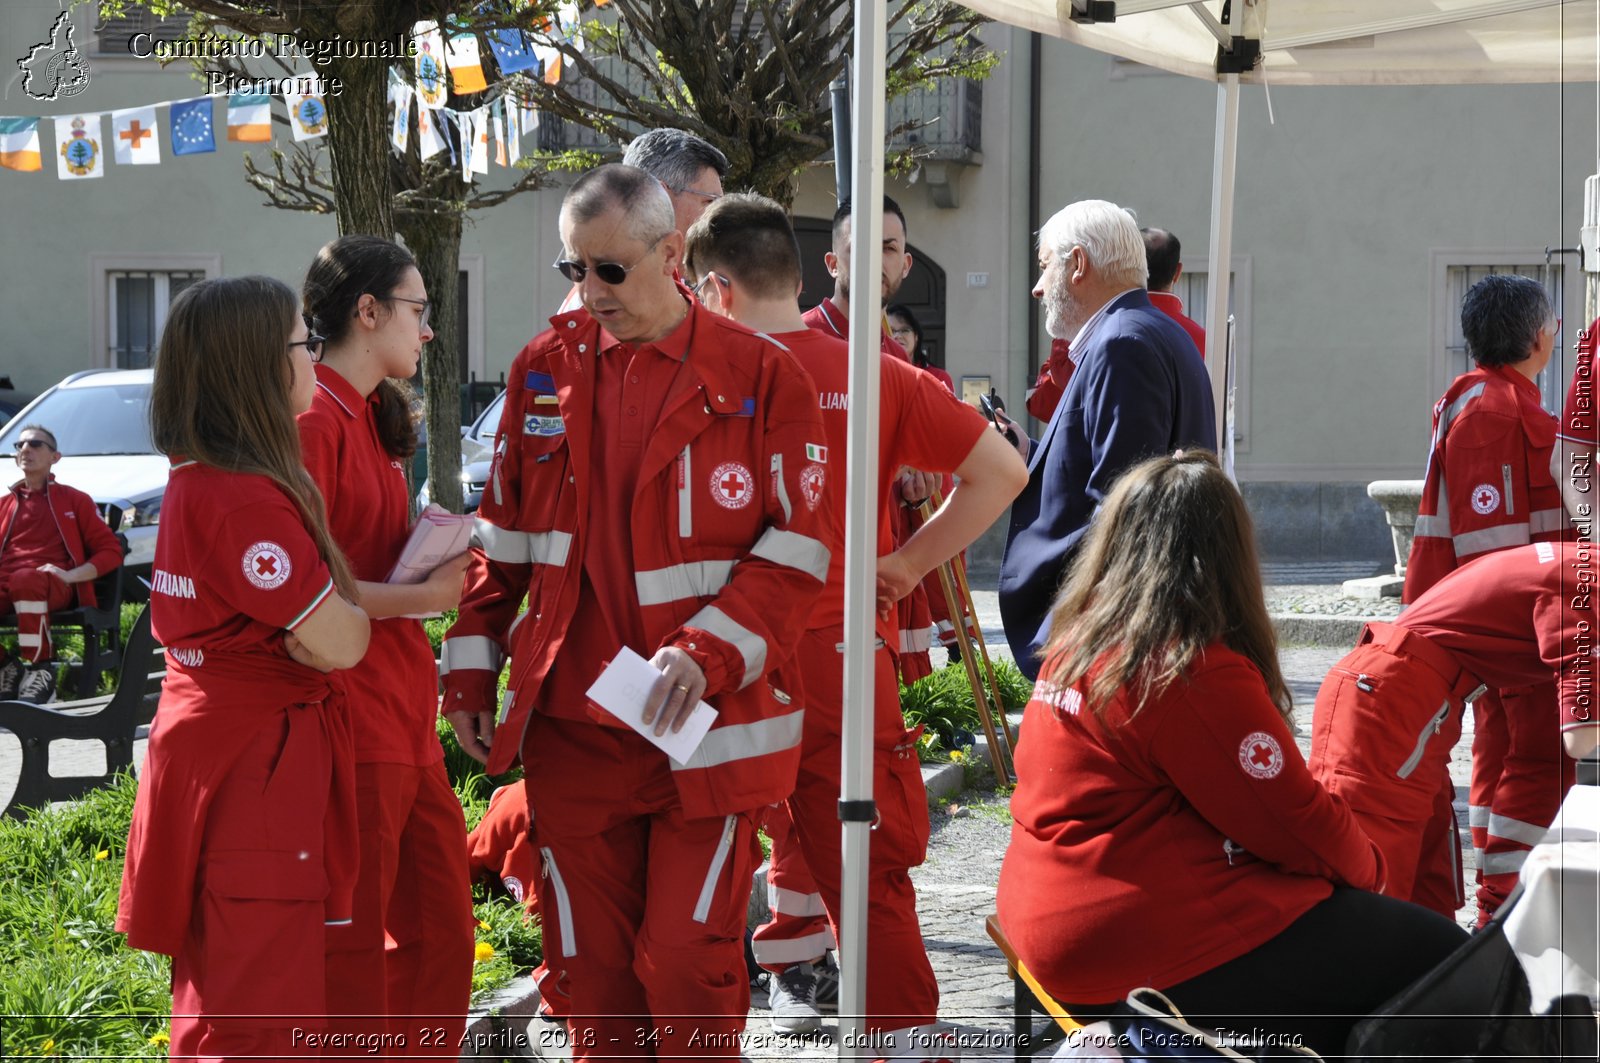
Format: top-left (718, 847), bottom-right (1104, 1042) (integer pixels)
top-left (0, 384), bottom-right (154, 456)
top-left (471, 392), bottom-right (504, 446)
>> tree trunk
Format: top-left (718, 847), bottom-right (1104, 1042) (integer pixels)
top-left (326, 55), bottom-right (393, 237)
top-left (399, 209), bottom-right (466, 514)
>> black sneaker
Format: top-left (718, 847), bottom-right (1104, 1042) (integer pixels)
top-left (813, 952), bottom-right (839, 1014)
top-left (17, 664), bottom-right (56, 705)
top-left (767, 961), bottom-right (821, 1035)
top-left (0, 655), bottom-right (23, 700)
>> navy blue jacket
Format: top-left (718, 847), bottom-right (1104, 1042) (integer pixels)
top-left (998, 289), bottom-right (1216, 678)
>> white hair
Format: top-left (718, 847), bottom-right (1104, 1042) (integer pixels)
top-left (1040, 200), bottom-right (1148, 288)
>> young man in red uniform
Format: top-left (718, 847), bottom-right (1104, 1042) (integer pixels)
top-left (1402, 273), bottom-right (1573, 923)
top-left (0, 424), bottom-right (124, 703)
top-left (1140, 227), bottom-right (1206, 359)
top-left (440, 165), bottom-right (829, 1059)
top-left (684, 194), bottom-right (1028, 1058)
top-left (802, 195), bottom-right (942, 681)
top-left (1311, 540), bottom-right (1600, 920)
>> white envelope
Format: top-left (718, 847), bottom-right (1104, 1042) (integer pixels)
top-left (585, 647), bottom-right (718, 764)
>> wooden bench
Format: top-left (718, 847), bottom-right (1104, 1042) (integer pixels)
top-left (986, 914), bottom-right (1083, 1062)
top-left (0, 603), bottom-right (162, 819)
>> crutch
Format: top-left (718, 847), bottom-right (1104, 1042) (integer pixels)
top-left (915, 494), bottom-right (1017, 784)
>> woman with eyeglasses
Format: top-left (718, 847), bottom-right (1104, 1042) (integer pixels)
top-left (996, 451), bottom-right (1466, 1058)
top-left (885, 303), bottom-right (954, 395)
top-left (117, 275), bottom-right (371, 1058)
top-left (298, 235), bottom-right (475, 1049)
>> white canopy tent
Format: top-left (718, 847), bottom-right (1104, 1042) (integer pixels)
top-left (832, 1), bottom-right (1599, 1055)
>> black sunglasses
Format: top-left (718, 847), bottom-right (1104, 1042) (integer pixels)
top-left (13, 439), bottom-right (51, 451)
top-left (552, 233), bottom-right (666, 286)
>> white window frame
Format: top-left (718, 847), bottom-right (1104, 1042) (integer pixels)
top-left (1177, 255), bottom-right (1253, 454)
top-left (90, 253), bottom-right (221, 370)
top-left (1430, 250), bottom-right (1576, 412)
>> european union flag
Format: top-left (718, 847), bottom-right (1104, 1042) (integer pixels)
top-left (487, 29), bottom-right (539, 74)
top-left (170, 97), bottom-right (215, 155)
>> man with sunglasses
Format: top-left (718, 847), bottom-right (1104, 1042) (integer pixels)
top-left (441, 164), bottom-right (829, 1059)
top-left (0, 425), bottom-right (124, 702)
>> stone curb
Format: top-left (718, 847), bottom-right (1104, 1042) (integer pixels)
top-left (1271, 612), bottom-right (1373, 648)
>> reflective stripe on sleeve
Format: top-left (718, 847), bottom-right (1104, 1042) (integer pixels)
top-left (1486, 813), bottom-right (1549, 847)
top-left (769, 884), bottom-right (828, 918)
top-left (900, 626), bottom-right (932, 654)
top-left (687, 605), bottom-right (767, 688)
top-left (635, 560), bottom-right (735, 607)
top-left (670, 710), bottom-right (804, 772)
top-left (1479, 849), bottom-right (1529, 876)
top-left (1438, 384), bottom-right (1485, 435)
top-left (476, 520), bottom-right (531, 563)
top-left (1453, 523), bottom-right (1530, 556)
top-left (1530, 508), bottom-right (1568, 534)
top-left (440, 635), bottom-right (503, 676)
top-left (749, 527), bottom-right (830, 583)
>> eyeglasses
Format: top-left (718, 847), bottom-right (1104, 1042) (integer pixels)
top-left (385, 295), bottom-right (433, 330)
top-left (12, 439), bottom-right (50, 451)
top-left (888, 327), bottom-right (915, 338)
top-left (692, 272), bottom-right (727, 302)
top-left (553, 234), bottom-right (666, 286)
top-left (672, 186), bottom-right (721, 205)
top-left (289, 333), bottom-right (326, 362)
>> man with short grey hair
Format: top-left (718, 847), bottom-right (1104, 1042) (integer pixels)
top-left (443, 163), bottom-right (829, 1057)
top-left (622, 127), bottom-right (729, 234)
top-left (996, 199), bottom-right (1216, 678)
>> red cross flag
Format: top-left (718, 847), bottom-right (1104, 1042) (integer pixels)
top-left (112, 106), bottom-right (160, 166)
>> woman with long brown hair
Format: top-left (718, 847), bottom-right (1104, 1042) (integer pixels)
top-left (298, 234), bottom-right (473, 1049)
top-left (996, 451), bottom-right (1464, 1057)
top-left (117, 275), bottom-right (370, 1059)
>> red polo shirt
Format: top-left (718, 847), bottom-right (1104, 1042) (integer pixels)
top-left (802, 297), bottom-right (906, 362)
top-left (151, 462), bottom-right (335, 656)
top-left (1149, 291), bottom-right (1206, 360)
top-left (298, 366), bottom-right (442, 766)
top-left (769, 328), bottom-right (987, 636)
top-left (1398, 540), bottom-right (1598, 735)
top-left (541, 306), bottom-right (692, 721)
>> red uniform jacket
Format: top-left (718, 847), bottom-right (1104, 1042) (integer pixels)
top-left (1025, 339), bottom-right (1076, 423)
top-left (1404, 365), bottom-right (1568, 602)
top-left (0, 477), bottom-right (124, 606)
top-left (1149, 291), bottom-right (1206, 360)
top-left (997, 643), bottom-right (1383, 1003)
top-left (441, 302), bottom-right (830, 817)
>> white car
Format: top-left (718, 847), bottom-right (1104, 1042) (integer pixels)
top-left (0, 369), bottom-right (164, 597)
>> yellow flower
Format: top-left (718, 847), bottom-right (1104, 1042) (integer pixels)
top-left (148, 1031), bottom-right (170, 1047)
top-left (40, 1040), bottom-right (55, 1054)
top-left (94, 849), bottom-right (109, 860)
top-left (477, 918), bottom-right (491, 931)
top-left (949, 749), bottom-right (967, 764)
top-left (474, 941), bottom-right (495, 963)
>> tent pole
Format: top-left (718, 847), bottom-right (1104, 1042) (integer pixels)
top-left (1205, 72), bottom-right (1240, 454)
top-left (839, 0), bottom-right (887, 1051)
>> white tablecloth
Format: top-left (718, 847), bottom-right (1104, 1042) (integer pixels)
top-left (1502, 784), bottom-right (1600, 1014)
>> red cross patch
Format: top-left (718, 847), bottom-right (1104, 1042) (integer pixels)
top-left (1470, 483), bottom-right (1501, 515)
top-left (242, 540), bottom-right (293, 590)
top-left (799, 463), bottom-right (826, 511)
top-left (710, 461), bottom-right (754, 510)
top-left (1237, 731), bottom-right (1284, 779)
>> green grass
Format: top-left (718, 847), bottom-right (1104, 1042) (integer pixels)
top-left (899, 656), bottom-right (1034, 754)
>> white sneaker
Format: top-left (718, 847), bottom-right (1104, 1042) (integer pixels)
top-left (768, 962), bottom-right (822, 1035)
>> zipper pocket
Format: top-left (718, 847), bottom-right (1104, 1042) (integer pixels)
top-left (540, 847), bottom-right (578, 957)
top-left (771, 453), bottom-right (791, 524)
top-left (692, 815), bottom-right (738, 923)
top-left (1502, 463), bottom-right (1515, 516)
top-left (678, 446), bottom-right (693, 538)
top-left (1397, 699), bottom-right (1451, 780)
top-left (1329, 666), bottom-right (1379, 694)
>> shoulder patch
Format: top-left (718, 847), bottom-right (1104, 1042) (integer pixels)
top-left (242, 541), bottom-right (292, 590)
top-left (525, 370), bottom-right (556, 394)
top-left (1238, 731), bottom-right (1284, 779)
top-left (1470, 483), bottom-right (1501, 515)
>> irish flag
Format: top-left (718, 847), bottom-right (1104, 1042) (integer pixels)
top-left (0, 117), bottom-right (41, 172)
top-left (227, 93), bottom-right (272, 142)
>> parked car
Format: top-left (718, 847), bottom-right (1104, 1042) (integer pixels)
top-left (417, 388), bottom-right (503, 513)
top-left (0, 369), bottom-right (162, 598)
top-left (0, 376), bottom-right (37, 423)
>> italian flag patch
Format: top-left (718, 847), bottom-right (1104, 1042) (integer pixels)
top-left (806, 443), bottom-right (828, 463)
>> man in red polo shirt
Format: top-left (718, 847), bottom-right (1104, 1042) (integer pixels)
top-left (441, 164), bottom-right (829, 1059)
top-left (1309, 541), bottom-right (1600, 921)
top-left (0, 423), bottom-right (124, 703)
top-left (1141, 227), bottom-right (1206, 359)
top-left (685, 193), bottom-right (1027, 1057)
top-left (1402, 274), bottom-right (1574, 924)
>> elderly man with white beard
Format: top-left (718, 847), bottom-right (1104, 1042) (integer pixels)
top-left (993, 200), bottom-right (1216, 679)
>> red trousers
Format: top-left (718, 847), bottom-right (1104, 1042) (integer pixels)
top-left (324, 760), bottom-right (475, 1058)
top-left (778, 628), bottom-right (939, 1034)
top-left (751, 802), bottom-right (836, 969)
top-left (1470, 683), bottom-right (1573, 926)
top-left (171, 709), bottom-right (333, 1060)
top-left (0, 567), bottom-right (74, 663)
top-left (1308, 626), bottom-right (1476, 919)
top-left (523, 714), bottom-right (764, 1060)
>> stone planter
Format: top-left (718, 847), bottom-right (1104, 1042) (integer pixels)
top-left (1342, 479), bottom-right (1424, 599)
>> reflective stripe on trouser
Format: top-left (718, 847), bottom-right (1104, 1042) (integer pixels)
top-left (0, 567), bottom-right (74, 663)
top-left (751, 802), bottom-right (836, 970)
top-left (323, 759), bottom-right (475, 1056)
top-left (523, 713), bottom-right (764, 1059)
top-left (1475, 682), bottom-right (1574, 928)
top-left (781, 626), bottom-right (939, 1033)
top-left (1307, 642), bottom-right (1466, 916)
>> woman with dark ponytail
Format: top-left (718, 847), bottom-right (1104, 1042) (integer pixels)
top-left (298, 235), bottom-right (474, 1049)
top-left (117, 275), bottom-right (371, 1057)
